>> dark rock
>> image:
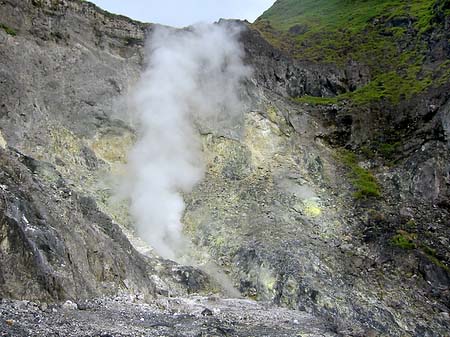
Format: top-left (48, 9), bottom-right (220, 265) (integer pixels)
top-left (418, 253), bottom-right (450, 289)
top-left (201, 308), bottom-right (213, 316)
top-left (80, 146), bottom-right (102, 170)
top-left (171, 266), bottom-right (211, 295)
top-left (239, 24), bottom-right (367, 99)
top-left (0, 148), bottom-right (156, 301)
top-left (386, 16), bottom-right (414, 28)
top-left (288, 24), bottom-right (308, 36)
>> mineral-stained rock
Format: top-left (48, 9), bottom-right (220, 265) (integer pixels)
top-left (0, 0), bottom-right (449, 336)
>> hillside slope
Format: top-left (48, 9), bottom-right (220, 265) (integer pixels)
top-left (255, 0), bottom-right (450, 108)
top-left (248, 0), bottom-right (450, 335)
top-left (0, 0), bottom-right (449, 336)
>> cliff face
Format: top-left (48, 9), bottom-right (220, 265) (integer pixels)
top-left (0, 0), bottom-right (154, 300)
top-left (0, 0), bottom-right (449, 336)
top-left (0, 0), bottom-right (213, 302)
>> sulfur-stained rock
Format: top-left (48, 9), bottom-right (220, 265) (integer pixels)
top-left (0, 0), bottom-right (449, 336)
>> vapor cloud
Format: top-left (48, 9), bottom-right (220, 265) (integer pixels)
top-left (123, 22), bottom-right (250, 260)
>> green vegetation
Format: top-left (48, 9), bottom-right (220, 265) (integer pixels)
top-left (422, 244), bottom-right (437, 257)
top-left (389, 231), bottom-right (450, 271)
top-left (421, 244), bottom-right (450, 272)
top-left (390, 230), bottom-right (417, 249)
top-left (341, 70), bottom-right (433, 105)
top-left (424, 250), bottom-right (450, 272)
top-left (359, 137), bottom-right (402, 163)
top-left (255, 0), bottom-right (436, 64)
top-left (254, 0), bottom-right (449, 106)
top-left (338, 149), bottom-right (381, 199)
top-left (0, 23), bottom-right (16, 36)
top-left (258, 0), bottom-right (401, 34)
top-left (405, 219), bottom-right (417, 229)
top-left (378, 141), bottom-right (401, 160)
top-left (371, 140), bottom-right (402, 162)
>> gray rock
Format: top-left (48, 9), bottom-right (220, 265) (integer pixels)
top-left (61, 300), bottom-right (78, 310)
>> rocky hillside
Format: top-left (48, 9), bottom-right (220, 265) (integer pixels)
top-left (255, 0), bottom-right (450, 148)
top-left (0, 0), bottom-right (449, 336)
top-left (253, 0), bottom-right (450, 289)
top-left (0, 0), bottom-right (214, 302)
top-left (246, 0), bottom-right (450, 334)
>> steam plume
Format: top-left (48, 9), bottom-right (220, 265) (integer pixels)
top-left (123, 22), bottom-right (250, 260)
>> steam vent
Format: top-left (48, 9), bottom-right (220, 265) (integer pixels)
top-left (1, 0), bottom-right (449, 336)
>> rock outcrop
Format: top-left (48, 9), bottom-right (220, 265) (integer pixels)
top-left (0, 147), bottom-right (156, 300)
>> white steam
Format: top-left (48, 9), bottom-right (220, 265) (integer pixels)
top-left (123, 23), bottom-right (250, 260)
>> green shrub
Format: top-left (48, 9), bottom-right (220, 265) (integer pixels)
top-left (338, 149), bottom-right (381, 199)
top-left (378, 142), bottom-right (399, 158)
top-left (424, 253), bottom-right (450, 272)
top-left (405, 219), bottom-right (417, 229)
top-left (390, 230), bottom-right (416, 249)
top-left (422, 245), bottom-right (436, 257)
top-left (0, 23), bottom-right (16, 36)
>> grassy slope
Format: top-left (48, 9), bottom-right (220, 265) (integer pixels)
top-left (253, 0), bottom-right (450, 105)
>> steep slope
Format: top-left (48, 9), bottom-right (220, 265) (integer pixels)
top-left (234, 0), bottom-right (450, 335)
top-left (0, 0), bottom-right (449, 336)
top-left (0, 147), bottom-right (157, 300)
top-left (183, 24), bottom-right (450, 335)
top-left (254, 0), bottom-right (450, 143)
top-left (253, 0), bottom-right (450, 275)
top-left (0, 0), bottom-right (214, 301)
top-left (0, 1), bottom-right (344, 336)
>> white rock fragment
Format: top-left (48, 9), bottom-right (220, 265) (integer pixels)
top-left (21, 215), bottom-right (30, 225)
top-left (62, 300), bottom-right (78, 310)
top-left (0, 131), bottom-right (6, 149)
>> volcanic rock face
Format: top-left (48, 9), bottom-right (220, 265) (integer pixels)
top-left (0, 0), bottom-right (145, 222)
top-left (0, 0), bottom-right (214, 302)
top-left (0, 0), bottom-right (449, 336)
top-left (0, 148), bottom-right (156, 300)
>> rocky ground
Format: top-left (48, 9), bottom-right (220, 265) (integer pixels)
top-left (0, 295), bottom-right (336, 337)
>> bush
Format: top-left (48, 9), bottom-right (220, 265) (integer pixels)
top-left (390, 230), bottom-right (416, 249)
top-left (338, 149), bottom-right (381, 199)
top-left (1, 23), bottom-right (16, 36)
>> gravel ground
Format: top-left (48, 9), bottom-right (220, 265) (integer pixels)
top-left (0, 295), bottom-right (337, 337)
